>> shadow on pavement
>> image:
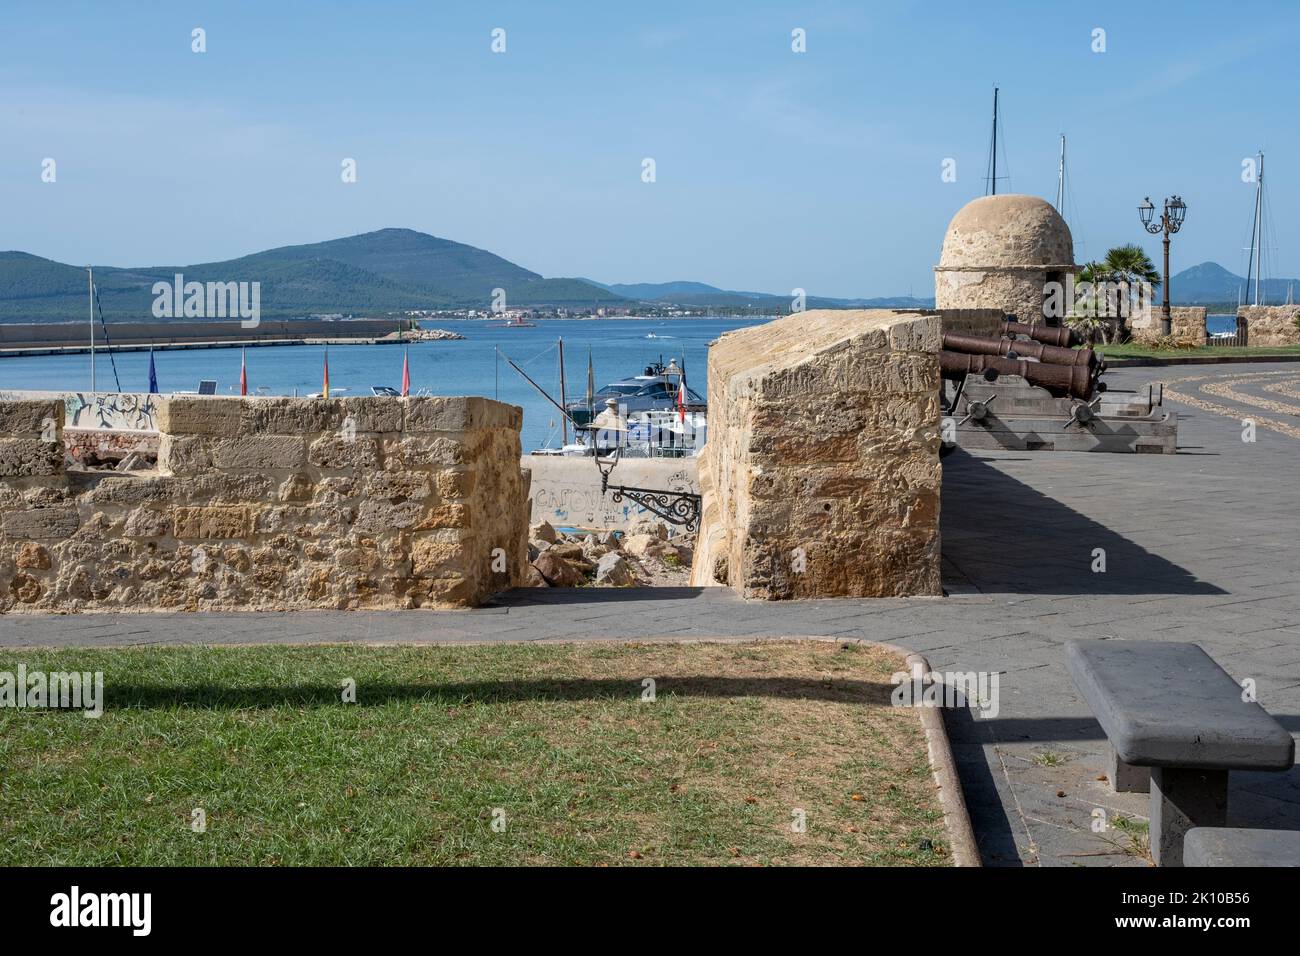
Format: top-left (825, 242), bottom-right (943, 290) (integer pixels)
top-left (941, 449), bottom-right (1225, 596)
top-left (489, 586), bottom-right (712, 606)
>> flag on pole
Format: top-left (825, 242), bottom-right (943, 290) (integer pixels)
top-left (239, 347), bottom-right (248, 396)
top-left (677, 371), bottom-right (688, 423)
top-left (401, 347), bottom-right (410, 397)
top-left (147, 345), bottom-right (159, 394)
top-left (322, 347), bottom-right (330, 399)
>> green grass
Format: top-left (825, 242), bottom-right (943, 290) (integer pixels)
top-left (0, 641), bottom-right (947, 866)
top-left (1095, 343), bottom-right (1300, 360)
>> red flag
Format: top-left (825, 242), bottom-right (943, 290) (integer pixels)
top-left (401, 348), bottom-right (410, 397)
top-left (677, 375), bottom-right (687, 423)
top-left (322, 348), bottom-right (330, 399)
top-left (239, 347), bottom-right (248, 396)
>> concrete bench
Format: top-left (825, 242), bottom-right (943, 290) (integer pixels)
top-left (1185, 827), bottom-right (1300, 867)
top-left (1065, 640), bottom-right (1295, 866)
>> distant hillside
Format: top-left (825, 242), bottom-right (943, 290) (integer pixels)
top-left (594, 278), bottom-right (932, 310)
top-left (0, 229), bottom-right (623, 321)
top-left (1171, 261), bottom-right (1298, 306)
top-left (0, 230), bottom-right (933, 322)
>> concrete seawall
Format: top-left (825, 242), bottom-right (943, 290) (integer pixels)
top-left (0, 318), bottom-right (409, 357)
top-left (526, 455), bottom-right (698, 532)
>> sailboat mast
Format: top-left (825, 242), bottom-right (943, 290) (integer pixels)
top-left (87, 267), bottom-right (96, 392)
top-left (989, 87), bottom-right (999, 197)
top-left (1254, 152), bottom-right (1265, 306)
top-left (558, 337), bottom-right (569, 446)
top-left (1056, 135), bottom-right (1066, 213)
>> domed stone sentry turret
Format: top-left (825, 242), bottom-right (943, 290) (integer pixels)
top-left (933, 194), bottom-right (1079, 327)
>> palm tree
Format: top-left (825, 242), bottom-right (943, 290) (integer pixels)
top-left (1066, 246), bottom-right (1161, 344)
top-left (1102, 244), bottom-right (1161, 291)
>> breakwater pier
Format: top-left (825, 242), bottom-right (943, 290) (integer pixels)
top-left (0, 318), bottom-right (408, 358)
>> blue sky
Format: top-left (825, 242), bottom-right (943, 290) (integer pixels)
top-left (2, 0), bottom-right (1297, 298)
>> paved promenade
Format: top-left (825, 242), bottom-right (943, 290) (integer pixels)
top-left (3, 362), bottom-right (1298, 866)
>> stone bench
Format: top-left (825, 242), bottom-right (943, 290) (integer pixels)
top-left (1185, 827), bottom-right (1300, 867)
top-left (1065, 640), bottom-right (1295, 866)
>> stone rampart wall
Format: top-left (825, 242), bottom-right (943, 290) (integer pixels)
top-left (688, 309), bottom-right (942, 599)
top-left (0, 395), bottom-right (528, 612)
top-left (1127, 306), bottom-right (1208, 346)
top-left (1238, 306), bottom-right (1300, 347)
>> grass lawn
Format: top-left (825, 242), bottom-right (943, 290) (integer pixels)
top-left (0, 640), bottom-right (948, 866)
top-left (1096, 343), bottom-right (1300, 360)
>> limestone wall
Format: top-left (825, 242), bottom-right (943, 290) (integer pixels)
top-left (688, 309), bottom-right (942, 599)
top-left (1238, 306), bottom-right (1300, 347)
top-left (0, 395), bottom-right (529, 612)
top-left (1127, 306), bottom-right (1207, 346)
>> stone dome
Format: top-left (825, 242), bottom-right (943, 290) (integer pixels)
top-left (939, 194), bottom-right (1074, 268)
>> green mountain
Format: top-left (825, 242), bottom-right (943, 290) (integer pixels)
top-left (1169, 261), bottom-right (1298, 306)
top-left (0, 229), bottom-right (624, 321)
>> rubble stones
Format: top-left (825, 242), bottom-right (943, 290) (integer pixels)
top-left (595, 552), bottom-right (635, 587)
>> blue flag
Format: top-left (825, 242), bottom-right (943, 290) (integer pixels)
top-left (148, 346), bottom-right (159, 394)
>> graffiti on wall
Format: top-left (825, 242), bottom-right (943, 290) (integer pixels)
top-left (65, 393), bottom-right (159, 431)
top-left (0, 391), bottom-right (159, 431)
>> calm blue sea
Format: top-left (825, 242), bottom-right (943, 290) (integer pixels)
top-left (2, 313), bottom-right (1241, 450)
top-left (0, 317), bottom-right (768, 452)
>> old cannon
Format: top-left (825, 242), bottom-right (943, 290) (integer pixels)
top-left (940, 349), bottom-right (1101, 401)
top-left (1000, 319), bottom-right (1084, 349)
top-left (937, 323), bottom-right (1175, 454)
top-left (942, 331), bottom-right (1102, 370)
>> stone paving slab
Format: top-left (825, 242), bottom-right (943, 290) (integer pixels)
top-left (2, 363), bottom-right (1299, 866)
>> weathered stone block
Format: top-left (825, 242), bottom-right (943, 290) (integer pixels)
top-left (159, 434), bottom-right (212, 473)
top-left (241, 398), bottom-right (339, 435)
top-left (367, 471), bottom-right (433, 501)
top-left (15, 542), bottom-right (52, 569)
top-left (689, 309), bottom-right (941, 599)
top-left (0, 400), bottom-right (63, 437)
top-left (354, 499), bottom-right (424, 535)
top-left (186, 472), bottom-right (275, 503)
top-left (172, 506), bottom-right (254, 539)
top-left (210, 435), bottom-right (304, 470)
top-left (123, 507), bottom-right (172, 539)
top-left (87, 475), bottom-right (179, 505)
top-left (411, 536), bottom-right (467, 577)
top-left (278, 473), bottom-right (314, 502)
top-left (0, 437), bottom-right (63, 477)
top-left (3, 506), bottom-right (81, 539)
top-left (434, 468), bottom-right (475, 499)
top-left (395, 435), bottom-right (468, 467)
top-left (404, 396), bottom-right (522, 433)
top-left (308, 435), bottom-right (379, 470)
top-left (337, 397), bottom-right (404, 433)
top-left (156, 396), bottom-right (243, 436)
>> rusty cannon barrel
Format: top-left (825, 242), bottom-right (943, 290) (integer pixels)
top-left (940, 350), bottom-right (1099, 400)
top-left (942, 331), bottom-right (1099, 369)
top-left (1000, 320), bottom-right (1083, 349)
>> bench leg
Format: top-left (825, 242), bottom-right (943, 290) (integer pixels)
top-left (1109, 747), bottom-right (1150, 793)
top-left (1149, 767), bottom-right (1228, 867)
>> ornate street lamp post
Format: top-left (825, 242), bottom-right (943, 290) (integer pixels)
top-left (1139, 195), bottom-right (1187, 337)
top-left (588, 401), bottom-right (702, 533)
